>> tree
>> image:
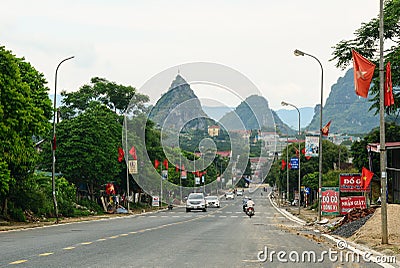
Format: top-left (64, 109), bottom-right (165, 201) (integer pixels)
top-left (266, 140), bottom-right (349, 194)
top-left (331, 0), bottom-right (400, 115)
top-left (0, 46), bottom-right (52, 216)
top-left (59, 77), bottom-right (149, 119)
top-left (41, 103), bottom-right (123, 199)
top-left (351, 122), bottom-right (400, 172)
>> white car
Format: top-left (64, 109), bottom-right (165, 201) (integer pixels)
top-left (225, 192), bottom-right (235, 200)
top-left (186, 193), bottom-right (207, 212)
top-left (205, 196), bottom-right (220, 208)
top-left (236, 189), bottom-right (244, 196)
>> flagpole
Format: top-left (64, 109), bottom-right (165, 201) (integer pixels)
top-left (160, 163), bottom-right (163, 209)
top-left (379, 0), bottom-right (388, 244)
top-left (180, 154), bottom-right (182, 203)
top-left (124, 115), bottom-right (130, 213)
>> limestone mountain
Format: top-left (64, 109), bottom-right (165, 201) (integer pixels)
top-left (219, 95), bottom-right (285, 132)
top-left (148, 74), bottom-right (215, 131)
top-left (306, 68), bottom-right (379, 134)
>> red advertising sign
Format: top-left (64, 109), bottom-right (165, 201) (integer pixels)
top-left (321, 187), bottom-right (339, 216)
top-left (340, 196), bottom-right (367, 215)
top-left (339, 173), bottom-right (370, 192)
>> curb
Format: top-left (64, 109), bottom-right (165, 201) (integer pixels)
top-left (268, 193), bottom-right (398, 268)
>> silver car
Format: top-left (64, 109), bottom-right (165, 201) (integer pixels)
top-left (186, 193), bottom-right (207, 212)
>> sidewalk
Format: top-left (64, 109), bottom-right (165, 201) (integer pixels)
top-left (269, 194), bottom-right (399, 268)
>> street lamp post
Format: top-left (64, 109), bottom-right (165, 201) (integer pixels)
top-left (281, 101), bottom-right (301, 215)
top-left (294, 49), bottom-right (323, 221)
top-left (52, 56), bottom-right (74, 223)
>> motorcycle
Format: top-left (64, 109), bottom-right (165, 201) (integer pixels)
top-left (246, 206), bottom-right (255, 218)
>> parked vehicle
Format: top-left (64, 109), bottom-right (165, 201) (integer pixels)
top-left (236, 189), bottom-right (243, 196)
top-left (186, 193), bottom-right (207, 212)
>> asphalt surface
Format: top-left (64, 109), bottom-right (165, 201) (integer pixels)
top-left (0, 188), bottom-right (382, 267)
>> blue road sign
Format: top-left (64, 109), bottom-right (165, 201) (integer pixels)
top-left (290, 157), bottom-right (299, 170)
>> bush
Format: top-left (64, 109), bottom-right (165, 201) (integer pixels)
top-left (78, 198), bottom-right (103, 214)
top-left (9, 206), bottom-right (26, 222)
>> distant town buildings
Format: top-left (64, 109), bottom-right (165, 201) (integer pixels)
top-left (207, 125), bottom-right (220, 137)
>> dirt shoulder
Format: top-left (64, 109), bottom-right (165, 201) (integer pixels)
top-left (0, 207), bottom-right (162, 232)
top-left (283, 203), bottom-right (400, 259)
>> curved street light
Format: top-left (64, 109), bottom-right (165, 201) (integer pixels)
top-left (52, 56), bottom-right (74, 223)
top-left (294, 49), bottom-right (324, 221)
top-left (281, 101), bottom-right (301, 215)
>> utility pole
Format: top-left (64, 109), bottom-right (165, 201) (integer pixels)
top-left (379, 0), bottom-right (388, 244)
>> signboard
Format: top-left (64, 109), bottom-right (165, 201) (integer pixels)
top-left (195, 177), bottom-right (200, 185)
top-left (305, 187), bottom-right (310, 195)
top-left (339, 173), bottom-right (370, 192)
top-left (128, 160), bottom-right (138, 174)
top-left (152, 196), bottom-right (160, 207)
top-left (305, 136), bottom-right (319, 157)
top-left (290, 157), bottom-right (299, 170)
top-left (340, 196), bottom-right (367, 215)
top-left (162, 170), bottom-right (168, 180)
top-left (321, 187), bottom-right (339, 216)
top-left (181, 170), bottom-right (187, 179)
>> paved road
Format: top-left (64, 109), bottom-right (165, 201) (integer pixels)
top-left (0, 189), bottom-right (381, 267)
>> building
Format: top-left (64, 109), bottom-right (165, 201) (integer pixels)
top-left (208, 125), bottom-right (220, 137)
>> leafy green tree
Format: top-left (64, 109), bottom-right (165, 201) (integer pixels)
top-left (44, 103), bottom-right (123, 198)
top-left (60, 77), bottom-right (149, 119)
top-left (266, 140), bottom-right (349, 194)
top-left (351, 122), bottom-right (400, 173)
top-left (331, 0), bottom-right (400, 114)
top-left (0, 46), bottom-right (52, 216)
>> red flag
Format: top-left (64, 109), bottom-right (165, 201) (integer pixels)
top-left (306, 156), bottom-right (311, 160)
top-left (384, 62), bottom-right (395, 107)
top-left (52, 135), bottom-right (57, 150)
top-left (163, 159), bottom-right (168, 170)
top-left (321, 120), bottom-right (332, 136)
top-left (295, 149), bottom-right (299, 157)
top-left (181, 164), bottom-right (185, 171)
top-left (362, 167), bottom-right (374, 190)
top-left (281, 159), bottom-right (286, 170)
top-left (288, 162), bottom-right (292, 169)
top-left (301, 148), bottom-right (306, 155)
top-left (129, 146), bottom-right (137, 160)
top-left (154, 159), bottom-right (160, 169)
top-left (118, 147), bottom-right (124, 162)
top-left (175, 164), bottom-right (179, 172)
top-left (352, 50), bottom-right (376, 98)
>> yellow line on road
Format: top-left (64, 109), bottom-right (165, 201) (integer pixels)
top-left (109, 235), bottom-right (119, 239)
top-left (120, 233), bottom-right (129, 236)
top-left (10, 260), bottom-right (28, 264)
top-left (81, 242), bottom-right (92, 245)
top-left (63, 246), bottom-right (75, 250)
top-left (39, 252), bottom-right (54, 256)
top-left (97, 238), bottom-right (107, 241)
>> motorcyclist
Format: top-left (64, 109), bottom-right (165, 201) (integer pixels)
top-left (246, 197), bottom-right (255, 209)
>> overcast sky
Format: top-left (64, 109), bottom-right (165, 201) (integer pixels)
top-left (1, 0), bottom-right (379, 110)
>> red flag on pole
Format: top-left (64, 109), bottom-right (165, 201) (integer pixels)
top-left (384, 61), bottom-right (395, 107)
top-left (154, 159), bottom-right (160, 169)
top-left (281, 159), bottom-right (286, 170)
top-left (52, 135), bottom-right (57, 150)
top-left (129, 146), bottom-right (137, 160)
top-left (321, 120), bottom-right (332, 136)
top-left (362, 167), bottom-right (374, 190)
top-left (118, 147), bottom-right (124, 162)
top-left (163, 159), bottom-right (168, 170)
top-left (352, 49), bottom-right (376, 98)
